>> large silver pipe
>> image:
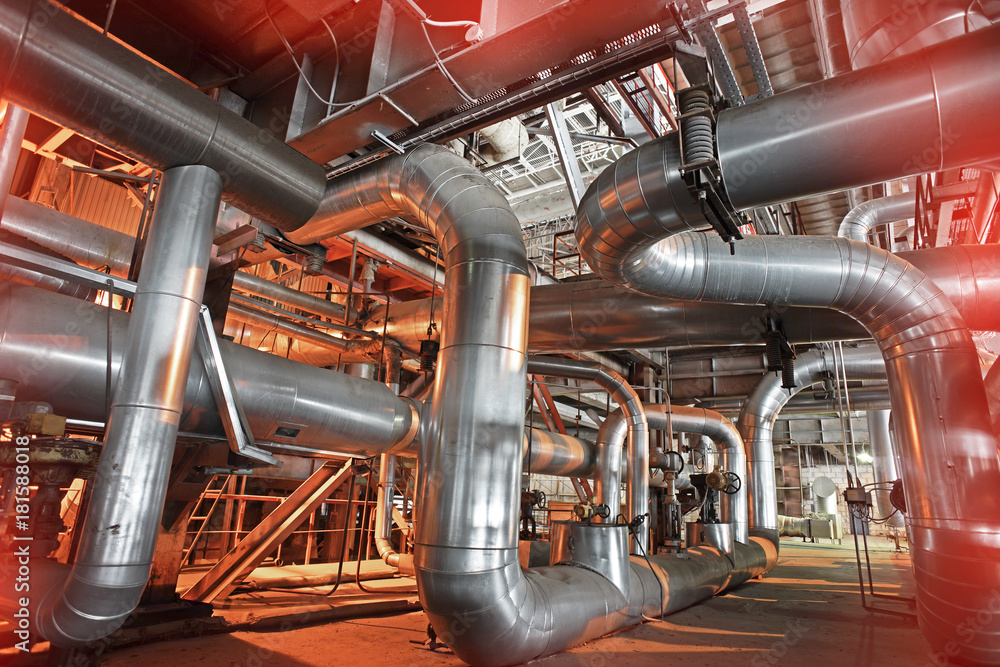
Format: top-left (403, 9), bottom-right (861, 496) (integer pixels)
top-left (897, 245), bottom-right (1000, 334)
top-left (527, 356), bottom-right (648, 551)
top-left (647, 405), bottom-right (748, 545)
top-left (837, 193), bottom-right (915, 242)
top-left (715, 24), bottom-right (1000, 209)
top-left (2, 195), bottom-right (134, 275)
top-left (867, 409), bottom-right (904, 528)
top-left (579, 180), bottom-right (1000, 665)
top-left (0, 282), bottom-right (419, 458)
top-left (232, 272), bottom-right (346, 322)
top-left (0, 104), bottom-right (28, 219)
top-left (735, 347), bottom-right (886, 545)
top-left (841, 0), bottom-right (989, 69)
top-left (38, 165), bottom-right (222, 647)
top-left (524, 428), bottom-right (595, 478)
top-left (0, 0), bottom-right (325, 230)
top-left (224, 300), bottom-right (378, 364)
top-left (375, 280), bottom-right (869, 355)
top-left (284, 145), bottom-right (542, 665)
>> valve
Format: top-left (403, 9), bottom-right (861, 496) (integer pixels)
top-left (573, 501), bottom-right (610, 522)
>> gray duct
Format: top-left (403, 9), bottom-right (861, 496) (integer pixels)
top-left (526, 356), bottom-right (648, 551)
top-left (841, 0), bottom-right (990, 69)
top-left (867, 409), bottom-right (904, 528)
top-left (0, 282), bottom-right (418, 458)
top-left (735, 346), bottom-right (886, 545)
top-left (713, 24), bottom-right (1000, 209)
top-left (837, 193), bottom-right (915, 242)
top-left (39, 165), bottom-right (222, 646)
top-left (0, 0), bottom-right (325, 230)
top-left (575, 28), bottom-right (1000, 662)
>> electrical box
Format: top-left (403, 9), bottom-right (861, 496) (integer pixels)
top-left (843, 487), bottom-right (872, 506)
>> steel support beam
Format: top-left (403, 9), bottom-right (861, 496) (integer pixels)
top-left (544, 102), bottom-right (587, 209)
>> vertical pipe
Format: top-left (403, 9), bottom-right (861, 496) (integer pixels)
top-left (868, 409), bottom-right (904, 527)
top-left (38, 165), bottom-right (222, 647)
top-left (0, 104), bottom-right (28, 219)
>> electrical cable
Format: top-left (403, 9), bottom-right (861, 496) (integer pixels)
top-left (263, 0), bottom-right (354, 109)
top-left (419, 20), bottom-right (478, 104)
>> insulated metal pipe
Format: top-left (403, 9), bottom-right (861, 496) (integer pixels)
top-left (284, 145), bottom-right (541, 665)
top-left (716, 23), bottom-right (1000, 209)
top-left (523, 428), bottom-right (595, 478)
top-left (527, 356), bottom-right (648, 551)
top-left (0, 0), bottom-right (325, 230)
top-left (575, 31), bottom-right (1000, 660)
top-left (837, 193), bottom-right (915, 242)
top-left (1, 195), bottom-right (133, 274)
top-left (0, 104), bottom-right (28, 219)
top-left (579, 230), bottom-right (1000, 663)
top-left (232, 272), bottom-right (345, 322)
top-left (38, 165), bottom-right (222, 647)
top-left (374, 454), bottom-right (414, 574)
top-left (0, 282), bottom-right (419, 458)
top-left (868, 409), bottom-right (905, 528)
top-left (735, 346), bottom-right (886, 545)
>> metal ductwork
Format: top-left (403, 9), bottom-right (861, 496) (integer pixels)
top-left (987, 358), bottom-right (1000, 440)
top-left (38, 165), bottom-right (222, 646)
top-left (837, 193), bottom-right (916, 242)
top-left (576, 26), bottom-right (1000, 662)
top-left (0, 104), bottom-right (28, 219)
top-left (867, 409), bottom-right (905, 529)
top-left (735, 346), bottom-right (886, 545)
top-left (841, 0), bottom-right (990, 69)
top-left (0, 282), bottom-right (418, 458)
top-left (714, 24), bottom-right (1000, 209)
top-left (0, 0), bottom-right (326, 230)
top-left (526, 356), bottom-right (648, 551)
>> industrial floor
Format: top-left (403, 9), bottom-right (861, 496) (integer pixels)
top-left (22, 538), bottom-right (929, 666)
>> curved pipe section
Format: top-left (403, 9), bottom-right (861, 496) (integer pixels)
top-left (735, 347), bottom-right (886, 545)
top-left (38, 166), bottom-right (222, 647)
top-left (0, 0), bottom-right (325, 230)
top-left (647, 405), bottom-right (748, 545)
top-left (837, 193), bottom-right (915, 242)
top-left (527, 356), bottom-right (649, 552)
top-left (578, 148), bottom-right (1000, 666)
top-left (374, 454), bottom-right (414, 574)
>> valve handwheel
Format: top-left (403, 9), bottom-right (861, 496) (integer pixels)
top-left (723, 472), bottom-right (741, 495)
top-left (663, 449), bottom-right (685, 474)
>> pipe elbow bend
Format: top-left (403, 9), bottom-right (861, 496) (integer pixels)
top-left (38, 563), bottom-right (148, 647)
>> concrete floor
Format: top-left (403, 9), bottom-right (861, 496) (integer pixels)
top-left (92, 539), bottom-right (930, 666)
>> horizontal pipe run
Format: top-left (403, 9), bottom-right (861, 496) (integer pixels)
top-left (0, 0), bottom-right (326, 230)
top-left (0, 282), bottom-right (418, 458)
